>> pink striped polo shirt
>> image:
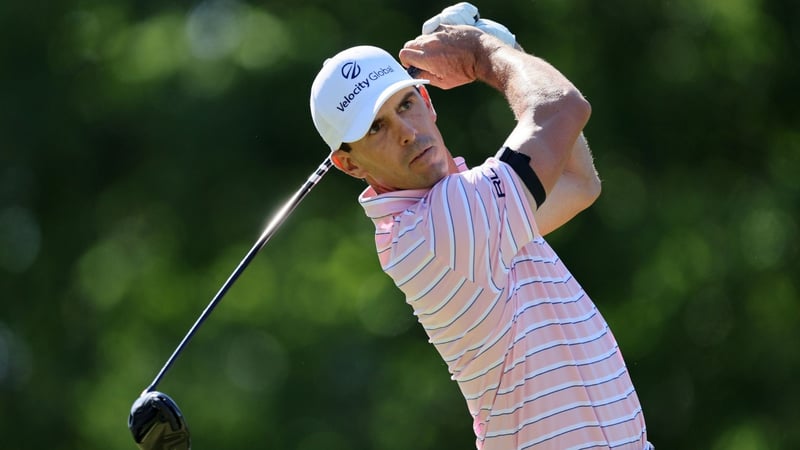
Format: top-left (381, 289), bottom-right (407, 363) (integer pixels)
top-left (359, 157), bottom-right (651, 450)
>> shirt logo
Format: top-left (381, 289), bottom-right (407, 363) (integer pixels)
top-left (341, 61), bottom-right (361, 79)
top-left (488, 168), bottom-right (505, 198)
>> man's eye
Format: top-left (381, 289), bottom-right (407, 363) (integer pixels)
top-left (399, 100), bottom-right (412, 111)
top-left (368, 122), bottom-right (383, 134)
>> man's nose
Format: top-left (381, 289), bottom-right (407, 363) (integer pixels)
top-left (397, 117), bottom-right (417, 146)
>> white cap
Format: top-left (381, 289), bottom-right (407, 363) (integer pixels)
top-left (310, 46), bottom-right (429, 151)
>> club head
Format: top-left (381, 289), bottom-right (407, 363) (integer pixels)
top-left (129, 391), bottom-right (191, 450)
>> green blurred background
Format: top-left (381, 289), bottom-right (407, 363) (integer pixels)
top-left (1, 0), bottom-right (798, 448)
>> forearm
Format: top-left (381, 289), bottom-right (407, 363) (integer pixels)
top-left (473, 37), bottom-right (591, 195)
top-left (476, 32), bottom-right (598, 209)
top-left (474, 39), bottom-right (589, 129)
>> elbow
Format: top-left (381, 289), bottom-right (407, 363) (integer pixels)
top-left (579, 96), bottom-right (592, 128)
top-left (547, 84), bottom-right (591, 134)
top-left (570, 165), bottom-right (602, 210)
top-left (536, 88), bottom-right (591, 151)
top-left (581, 164), bottom-right (603, 209)
top-left (571, 175), bottom-right (601, 214)
top-left (585, 172), bottom-right (602, 206)
top-left (566, 89), bottom-right (592, 131)
top-left (565, 92), bottom-right (597, 208)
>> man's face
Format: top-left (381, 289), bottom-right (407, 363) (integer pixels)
top-left (332, 87), bottom-right (455, 193)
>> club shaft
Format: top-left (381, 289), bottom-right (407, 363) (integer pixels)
top-left (145, 157), bottom-right (334, 393)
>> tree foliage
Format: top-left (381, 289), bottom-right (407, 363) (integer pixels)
top-left (1, 0), bottom-right (798, 448)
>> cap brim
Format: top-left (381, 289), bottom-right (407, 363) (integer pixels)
top-left (340, 78), bottom-right (430, 145)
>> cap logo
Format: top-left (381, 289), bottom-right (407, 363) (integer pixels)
top-left (312, 46), bottom-right (431, 149)
top-left (334, 65), bottom-right (396, 113)
top-left (341, 61), bottom-right (361, 79)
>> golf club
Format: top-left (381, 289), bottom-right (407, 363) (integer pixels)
top-left (128, 157), bottom-right (333, 450)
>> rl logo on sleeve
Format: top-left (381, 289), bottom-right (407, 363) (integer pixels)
top-left (488, 168), bottom-right (505, 198)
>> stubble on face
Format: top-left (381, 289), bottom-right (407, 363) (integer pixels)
top-left (349, 89), bottom-right (456, 193)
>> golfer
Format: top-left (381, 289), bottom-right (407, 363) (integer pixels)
top-left (310, 9), bottom-right (652, 450)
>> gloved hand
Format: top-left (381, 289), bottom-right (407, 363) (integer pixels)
top-left (421, 2), bottom-right (517, 48)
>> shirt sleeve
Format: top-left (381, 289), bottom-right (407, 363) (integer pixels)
top-left (426, 157), bottom-right (540, 285)
top-left (496, 147), bottom-right (546, 208)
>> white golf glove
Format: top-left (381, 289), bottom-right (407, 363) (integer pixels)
top-left (421, 2), bottom-right (517, 48)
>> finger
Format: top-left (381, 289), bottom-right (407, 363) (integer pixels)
top-left (401, 32), bottom-right (439, 54)
top-left (398, 47), bottom-right (427, 73)
top-left (408, 67), bottom-right (441, 85)
top-left (398, 48), bottom-right (444, 83)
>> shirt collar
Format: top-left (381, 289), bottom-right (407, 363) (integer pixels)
top-left (359, 157), bottom-right (467, 219)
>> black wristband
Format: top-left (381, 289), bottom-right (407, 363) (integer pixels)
top-left (497, 147), bottom-right (547, 207)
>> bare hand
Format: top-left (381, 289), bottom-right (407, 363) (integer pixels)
top-left (399, 25), bottom-right (499, 90)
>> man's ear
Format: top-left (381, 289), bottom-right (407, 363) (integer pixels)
top-left (418, 85), bottom-right (437, 120)
top-left (331, 149), bottom-right (366, 179)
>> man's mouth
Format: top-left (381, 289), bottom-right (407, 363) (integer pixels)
top-left (410, 147), bottom-right (432, 165)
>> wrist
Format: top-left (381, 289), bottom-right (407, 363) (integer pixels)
top-left (473, 34), bottom-right (512, 86)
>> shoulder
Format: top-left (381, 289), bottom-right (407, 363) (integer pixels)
top-left (432, 157), bottom-right (521, 202)
top-left (420, 157), bottom-right (531, 233)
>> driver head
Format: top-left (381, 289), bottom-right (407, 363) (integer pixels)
top-left (128, 391), bottom-right (191, 450)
